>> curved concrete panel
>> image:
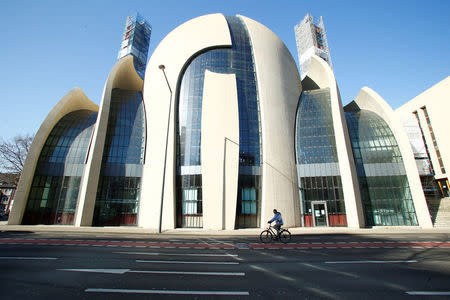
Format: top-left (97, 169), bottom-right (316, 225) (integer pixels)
top-left (201, 70), bottom-right (239, 230)
top-left (240, 15), bottom-right (302, 227)
top-left (306, 55), bottom-right (365, 228)
top-left (75, 55), bottom-right (143, 226)
top-left (140, 14), bottom-right (232, 230)
top-left (354, 87), bottom-right (433, 228)
top-left (9, 88), bottom-right (98, 225)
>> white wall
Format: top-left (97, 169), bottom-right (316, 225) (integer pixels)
top-left (139, 14), bottom-right (232, 230)
top-left (241, 15), bottom-right (302, 227)
top-left (201, 70), bottom-right (239, 230)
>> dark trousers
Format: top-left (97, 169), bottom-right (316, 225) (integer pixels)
top-left (274, 223), bottom-right (281, 236)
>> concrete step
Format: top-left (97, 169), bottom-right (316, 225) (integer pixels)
top-left (434, 224), bottom-right (450, 228)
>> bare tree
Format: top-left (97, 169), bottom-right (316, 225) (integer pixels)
top-left (0, 134), bottom-right (34, 178)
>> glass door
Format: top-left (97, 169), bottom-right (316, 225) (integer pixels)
top-left (312, 201), bottom-right (328, 227)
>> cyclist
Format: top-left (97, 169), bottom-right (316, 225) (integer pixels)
top-left (268, 209), bottom-right (283, 238)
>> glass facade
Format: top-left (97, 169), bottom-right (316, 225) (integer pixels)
top-left (23, 110), bottom-right (97, 225)
top-left (295, 88), bottom-right (346, 226)
top-left (296, 89), bottom-right (337, 165)
top-left (345, 109), bottom-right (418, 226)
top-left (176, 16), bottom-right (261, 228)
top-left (93, 89), bottom-right (145, 226)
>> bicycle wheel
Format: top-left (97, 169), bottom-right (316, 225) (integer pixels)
top-left (259, 230), bottom-right (273, 243)
top-left (279, 229), bottom-right (291, 243)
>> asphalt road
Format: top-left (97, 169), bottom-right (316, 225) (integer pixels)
top-left (0, 231), bottom-right (449, 299)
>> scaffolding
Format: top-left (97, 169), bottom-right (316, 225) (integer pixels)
top-left (118, 13), bottom-right (152, 78)
top-left (294, 14), bottom-right (333, 79)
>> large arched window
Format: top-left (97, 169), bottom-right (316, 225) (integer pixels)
top-left (175, 16), bottom-right (262, 228)
top-left (23, 110), bottom-right (97, 225)
top-left (295, 88), bottom-right (346, 227)
top-left (93, 89), bottom-right (146, 226)
top-left (345, 109), bottom-right (418, 226)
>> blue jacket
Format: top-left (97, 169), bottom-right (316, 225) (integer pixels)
top-left (269, 212), bottom-right (283, 225)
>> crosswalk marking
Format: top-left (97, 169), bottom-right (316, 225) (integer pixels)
top-left (115, 251), bottom-right (238, 257)
top-left (136, 260), bottom-right (239, 265)
top-left (86, 288), bottom-right (249, 295)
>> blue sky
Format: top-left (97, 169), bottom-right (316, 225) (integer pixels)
top-left (1, 0), bottom-right (449, 141)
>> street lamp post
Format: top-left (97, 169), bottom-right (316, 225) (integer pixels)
top-left (158, 64), bottom-right (173, 233)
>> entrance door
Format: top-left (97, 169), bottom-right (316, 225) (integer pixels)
top-left (312, 202), bottom-right (328, 227)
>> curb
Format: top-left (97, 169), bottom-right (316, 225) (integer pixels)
top-left (1, 223), bottom-right (449, 236)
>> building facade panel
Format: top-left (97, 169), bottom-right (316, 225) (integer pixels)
top-left (201, 70), bottom-right (239, 230)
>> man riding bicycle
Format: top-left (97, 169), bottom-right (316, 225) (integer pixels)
top-left (268, 209), bottom-right (283, 237)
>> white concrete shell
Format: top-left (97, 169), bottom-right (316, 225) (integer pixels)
top-left (140, 14), bottom-right (232, 230)
top-left (140, 14), bottom-right (302, 230)
top-left (75, 55), bottom-right (143, 226)
top-left (201, 70), bottom-right (239, 230)
top-left (9, 88), bottom-right (98, 225)
top-left (240, 15), bottom-right (302, 227)
top-left (353, 87), bottom-right (433, 228)
top-left (304, 55), bottom-right (365, 228)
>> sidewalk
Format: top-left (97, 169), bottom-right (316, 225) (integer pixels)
top-left (1, 221), bottom-right (449, 236)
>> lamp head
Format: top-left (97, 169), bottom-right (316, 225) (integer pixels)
top-left (158, 65), bottom-right (165, 70)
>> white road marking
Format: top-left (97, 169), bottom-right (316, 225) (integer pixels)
top-left (136, 260), bottom-right (239, 265)
top-left (325, 260), bottom-right (417, 264)
top-left (406, 291), bottom-right (450, 296)
top-left (86, 288), bottom-right (249, 295)
top-left (59, 269), bottom-right (129, 274)
top-left (0, 257), bottom-right (57, 260)
top-left (128, 270), bottom-right (245, 276)
top-left (59, 268), bottom-right (244, 276)
top-left (115, 251), bottom-right (238, 257)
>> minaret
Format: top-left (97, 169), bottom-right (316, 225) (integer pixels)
top-left (117, 13), bottom-right (152, 78)
top-left (294, 14), bottom-right (332, 79)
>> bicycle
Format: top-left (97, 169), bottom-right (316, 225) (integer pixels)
top-left (259, 224), bottom-right (291, 243)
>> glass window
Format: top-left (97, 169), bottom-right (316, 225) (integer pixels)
top-left (295, 88), bottom-right (347, 226)
top-left (345, 109), bottom-right (418, 226)
top-left (175, 16), bottom-right (262, 229)
top-left (93, 89), bottom-right (145, 226)
top-left (23, 110), bottom-right (97, 225)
